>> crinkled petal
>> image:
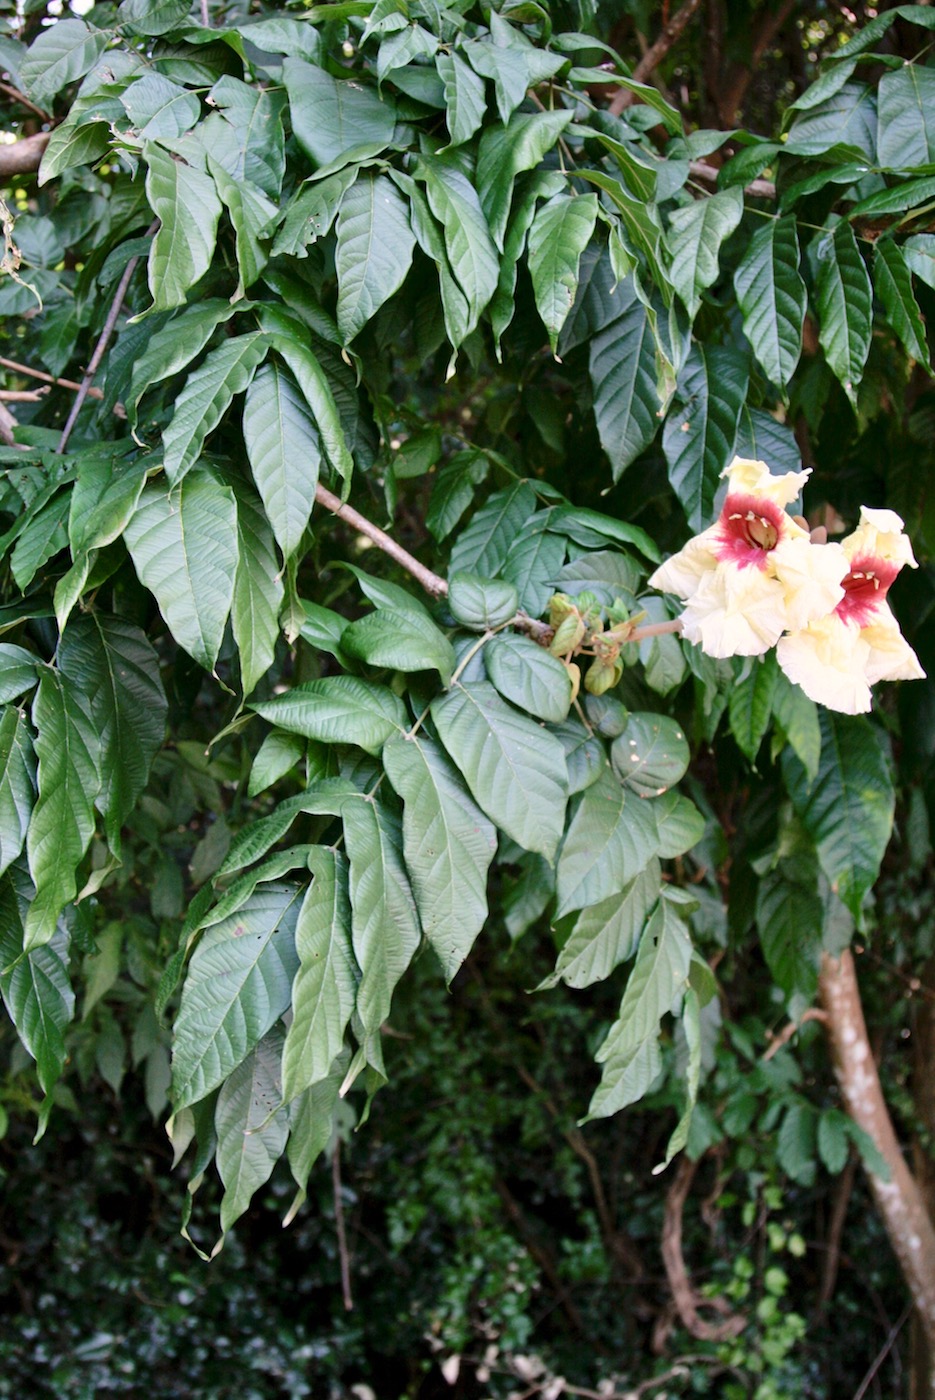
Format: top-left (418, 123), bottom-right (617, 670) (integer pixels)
top-left (843, 506), bottom-right (918, 569)
top-left (720, 456), bottom-right (811, 509)
top-left (770, 536), bottom-right (848, 630)
top-left (861, 606), bottom-right (926, 685)
top-left (680, 565), bottom-right (788, 658)
top-left (776, 616), bottom-right (873, 715)
top-left (648, 534), bottom-right (718, 599)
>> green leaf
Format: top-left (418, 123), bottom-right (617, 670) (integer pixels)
top-left (777, 1102), bottom-right (817, 1186)
top-left (248, 732), bottom-right (306, 798)
top-left (874, 238), bottom-right (931, 370)
top-left (342, 607), bottom-right (455, 683)
top-left (144, 141), bottom-right (223, 312)
top-left (0, 873), bottom-right (74, 1097)
top-left (10, 491), bottom-right (69, 593)
top-left (128, 300), bottom-right (238, 427)
top-left (447, 573), bottom-right (518, 630)
top-left (25, 672), bottom-right (100, 951)
top-left (904, 234), bottom-right (935, 291)
top-left (782, 710), bottom-right (894, 926)
top-left (545, 506), bottom-right (660, 564)
top-left (397, 171), bottom-right (473, 355)
top-left (576, 169), bottom-right (668, 292)
top-left (0, 710), bottom-right (35, 879)
top-left (818, 1108), bottom-right (851, 1175)
top-left (846, 173), bottom-right (935, 220)
top-left (259, 312), bottom-right (354, 486)
top-left (784, 82), bottom-right (877, 161)
top-left (208, 159), bottom-right (278, 291)
top-left (123, 72), bottom-right (201, 140)
top-left (172, 882), bottom-right (302, 1111)
top-left (335, 173), bottom-right (416, 345)
top-left (662, 345), bottom-right (748, 531)
top-left (251, 678), bottom-right (408, 755)
top-left (437, 49), bottom-right (486, 146)
top-left (464, 20), bottom-right (565, 125)
top-left (0, 645), bottom-right (38, 705)
top-left (728, 654), bottom-right (778, 763)
top-left (549, 718), bottom-right (605, 795)
top-left (203, 76), bottom-right (287, 199)
top-left (282, 59), bottom-right (397, 172)
top-left (282, 850), bottom-right (358, 1102)
top-left (772, 670), bottom-right (821, 783)
top-left (539, 860), bottom-right (660, 990)
top-left (588, 900), bottom-right (692, 1121)
top-left (119, 0), bottom-right (191, 35)
top-left (124, 474), bottom-right (238, 674)
top-left (877, 64), bottom-right (935, 168)
top-left (490, 168), bottom-right (565, 353)
top-left (343, 796), bottom-right (421, 1050)
top-left (448, 481), bottom-right (537, 577)
top-left (485, 633), bottom-right (572, 723)
top-left (68, 454), bottom-right (148, 556)
top-left (272, 166), bottom-right (359, 259)
top-left (231, 483), bottom-right (284, 698)
top-left (285, 1049), bottom-right (348, 1223)
top-left (57, 615), bottom-right (166, 856)
top-left (611, 713), bottom-right (690, 797)
top-left (339, 564), bottom-right (435, 621)
top-left (38, 118), bottom-right (110, 185)
top-left (527, 194), bottom-right (599, 352)
top-left (589, 285), bottom-right (660, 480)
top-left (432, 681), bottom-right (567, 860)
top-left (555, 768), bottom-right (659, 917)
top-left (756, 859), bottom-right (822, 1001)
top-left (20, 19), bottom-right (108, 107)
top-left (734, 407), bottom-right (802, 475)
top-left (425, 450), bottom-right (489, 541)
top-left (501, 526), bottom-right (566, 616)
top-left (666, 187), bottom-right (743, 319)
top-left (242, 359), bottom-right (321, 561)
top-left (657, 984), bottom-right (701, 1170)
top-left (216, 1026), bottom-right (289, 1238)
top-left (476, 110), bottom-right (572, 250)
top-left (815, 221), bottom-right (872, 409)
top-left (384, 734), bottom-right (497, 982)
top-left (162, 333), bottom-right (270, 486)
top-left (653, 792), bottom-right (705, 859)
top-left (734, 216), bottom-right (807, 391)
top-left (420, 153), bottom-right (500, 327)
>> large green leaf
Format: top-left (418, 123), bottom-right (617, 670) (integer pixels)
top-left (728, 654), bottom-right (778, 763)
top-left (501, 526), bottom-right (566, 617)
top-left (539, 860), bottom-right (661, 990)
top-left (420, 153), bottom-right (499, 327)
top-left (343, 796), bottom-right (421, 1050)
top-left (122, 72), bottom-right (201, 141)
top-left (282, 849), bottom-right (358, 1103)
top-left (588, 899), bottom-right (692, 1120)
top-left (611, 713), bottom-right (690, 797)
top-left (243, 359), bottom-right (321, 561)
top-left (0, 709), bottom-right (36, 879)
top-left (771, 670), bottom-right (821, 783)
top-left (431, 681), bottom-right (568, 860)
top-left (124, 474), bottom-right (238, 674)
top-left (815, 221), bottom-right (872, 408)
top-left (251, 678), bottom-right (408, 754)
top-left (208, 158), bottom-right (278, 290)
top-left (20, 19), bottom-right (108, 106)
top-left (873, 237), bottom-right (931, 369)
top-left (285, 1050), bottom-right (348, 1224)
top-left (877, 64), bottom-right (935, 168)
top-left (448, 481), bottom-right (537, 577)
top-left (484, 633), bottom-right (573, 723)
top-left (555, 768), bottom-right (659, 917)
top-left (128, 300), bottom-right (238, 428)
top-left (666, 187), bottom-right (743, 319)
top-left (25, 672), bottom-right (100, 950)
top-left (784, 81), bottom-right (877, 160)
top-left (172, 882), bottom-right (302, 1111)
top-left (733, 215), bottom-right (807, 391)
top-left (162, 333), bottom-right (270, 486)
top-left (448, 574), bottom-right (518, 630)
top-left (437, 49), bottom-right (486, 147)
top-left (119, 0), bottom-right (191, 35)
top-left (464, 18), bottom-right (565, 125)
top-left (202, 76), bottom-right (287, 198)
top-left (258, 308), bottom-right (354, 485)
top-left (782, 710), bottom-right (894, 926)
top-left (231, 482), bottom-right (284, 698)
top-left (144, 141), bottom-right (223, 312)
top-left (335, 172), bottom-right (416, 344)
top-left (58, 615), bottom-right (166, 855)
top-left (662, 345), bottom-right (748, 531)
top-left (425, 450), bottom-right (489, 542)
top-left (0, 872), bottom-right (74, 1097)
top-left (527, 193), bottom-right (599, 353)
top-left (476, 110), bottom-right (572, 250)
top-left (589, 285), bottom-right (660, 480)
top-left (341, 607), bottom-right (455, 683)
top-left (282, 59), bottom-right (397, 172)
top-left (653, 792), bottom-right (705, 859)
top-left (490, 167), bottom-right (566, 353)
top-left (216, 1026), bottom-right (289, 1238)
top-left (384, 735), bottom-right (497, 982)
top-left (0, 644), bottom-right (38, 706)
top-left (756, 857), bottom-right (823, 1001)
top-left (273, 166), bottom-right (359, 259)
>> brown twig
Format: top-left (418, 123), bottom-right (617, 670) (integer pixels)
top-left (0, 80), bottom-right (52, 122)
top-left (0, 388), bottom-right (46, 402)
top-left (315, 482), bottom-right (449, 597)
top-left (660, 1156), bottom-right (747, 1342)
top-left (0, 132), bottom-right (51, 179)
top-left (0, 355), bottom-right (104, 400)
top-left (762, 1007), bottom-right (829, 1061)
top-left (332, 1140), bottom-right (353, 1311)
top-left (816, 1150), bottom-right (857, 1310)
top-left (688, 160), bottom-right (777, 202)
top-left (852, 1302), bottom-right (912, 1400)
top-left (609, 0), bottom-right (704, 115)
top-left (56, 220), bottom-right (157, 454)
top-left (199, 0), bottom-right (211, 24)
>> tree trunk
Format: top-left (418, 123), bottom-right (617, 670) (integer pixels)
top-left (819, 949), bottom-right (935, 1397)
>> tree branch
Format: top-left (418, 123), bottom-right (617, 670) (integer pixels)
top-left (0, 80), bottom-right (52, 122)
top-left (314, 483), bottom-right (449, 597)
top-left (609, 0), bottom-right (704, 115)
top-left (660, 1156), bottom-right (747, 1342)
top-left (0, 355), bottom-right (104, 400)
top-left (0, 132), bottom-right (50, 180)
top-left (717, 0), bottom-right (798, 126)
top-left (688, 160), bottom-right (777, 201)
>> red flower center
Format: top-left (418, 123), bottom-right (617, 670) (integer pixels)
top-left (835, 553), bottom-right (899, 627)
top-left (712, 493), bottom-right (784, 569)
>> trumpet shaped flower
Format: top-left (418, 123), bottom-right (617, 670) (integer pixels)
top-left (649, 457), bottom-right (849, 658)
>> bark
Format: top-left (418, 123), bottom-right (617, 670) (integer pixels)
top-left (819, 949), bottom-right (935, 1396)
top-left (0, 132), bottom-right (50, 179)
top-left (910, 959), bottom-right (935, 1399)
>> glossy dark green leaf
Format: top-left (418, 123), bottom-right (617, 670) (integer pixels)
top-left (144, 140), bottom-right (223, 312)
top-left (877, 64), bottom-right (935, 168)
top-left (0, 871), bottom-right (74, 1097)
top-left (756, 858), bottom-right (822, 1001)
top-left (556, 768), bottom-right (659, 917)
top-left (666, 187), bottom-right (743, 319)
top-left (448, 481), bottom-right (537, 578)
top-left (251, 678), bottom-right (408, 754)
top-left (728, 654), bottom-right (778, 763)
top-left (733, 215), bottom-right (807, 390)
top-left (662, 345), bottom-right (748, 530)
top-left (485, 633), bottom-right (572, 723)
top-left (437, 49), bottom-right (486, 147)
top-left (874, 238), bottom-right (931, 369)
top-left (589, 286), bottom-right (660, 480)
top-left (425, 450), bottom-right (489, 541)
top-left (815, 221), bottom-right (872, 408)
top-left (231, 483), bottom-right (284, 698)
top-left (335, 173), bottom-right (416, 344)
top-left (447, 573), bottom-right (518, 630)
top-left (0, 709), bottom-right (36, 878)
top-left (527, 193), bottom-right (599, 351)
top-left (476, 110), bottom-right (572, 250)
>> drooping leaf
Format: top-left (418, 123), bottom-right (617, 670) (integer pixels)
top-left (873, 237), bottom-right (931, 369)
top-left (784, 81), bottom-right (877, 161)
top-left (20, 19), bottom-right (108, 107)
top-left (57, 615), bottom-right (166, 855)
top-left (476, 110), bottom-right (573, 250)
top-left (666, 187), bottom-right (744, 319)
top-left (0, 709), bottom-right (36, 879)
top-left (231, 482), bottom-right (284, 698)
top-left (653, 792), bottom-right (705, 859)
top-left (144, 140), bottom-right (223, 312)
top-left (128, 300), bottom-right (239, 427)
top-left (527, 193), bottom-right (599, 352)
top-left (555, 768), bottom-right (659, 917)
top-left (772, 670), bottom-right (821, 783)
top-left (501, 527), bottom-right (566, 616)
top-left (756, 858), bottom-right (823, 1001)
top-left (282, 59), bottom-right (398, 173)
top-left (172, 882), bottom-right (302, 1111)
top-left (419, 153), bottom-right (499, 328)
top-left (162, 332), bottom-right (270, 486)
top-left (539, 861), bottom-right (661, 990)
top-left (25, 671), bottom-right (100, 950)
top-left (877, 63), bottom-right (935, 169)
top-left (484, 633), bottom-right (573, 723)
top-left (431, 681), bottom-right (568, 860)
top-left (611, 713), bottom-right (690, 797)
top-left (208, 158), bottom-right (278, 290)
top-left (243, 359), bottom-right (322, 561)
top-left (384, 734), bottom-right (497, 982)
top-left (122, 72), bottom-right (201, 141)
top-left (216, 1026), bottom-right (289, 1238)
top-left (782, 710), bottom-right (895, 926)
top-left (425, 451), bottom-right (489, 542)
top-left (335, 172), bottom-right (416, 344)
top-left (203, 76), bottom-right (287, 198)
top-left (728, 654), bottom-right (778, 763)
top-left (657, 985), bottom-right (701, 1170)
top-left (258, 311), bottom-right (354, 486)
top-left (733, 215), bottom-right (807, 390)
top-left (815, 221), bottom-right (873, 408)
top-left (124, 473), bottom-right (238, 674)
top-left (464, 19), bottom-right (565, 125)
top-left (448, 481), bottom-right (537, 577)
top-left (589, 286), bottom-right (660, 480)
top-left (282, 849), bottom-right (358, 1103)
top-left (437, 49), bottom-right (487, 147)
top-left (662, 345), bottom-right (748, 530)
top-left (285, 1049), bottom-right (349, 1222)
top-left (0, 871), bottom-right (74, 1097)
top-left (251, 678), bottom-right (408, 755)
